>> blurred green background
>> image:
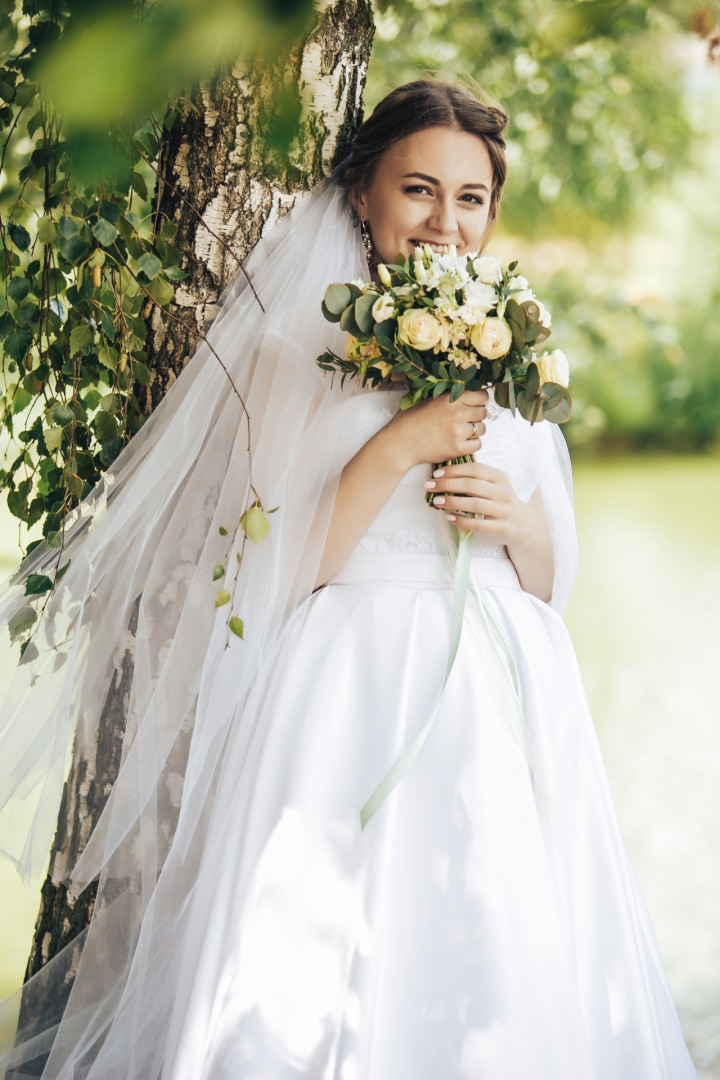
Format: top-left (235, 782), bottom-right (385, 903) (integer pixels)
top-left (1, 0), bottom-right (719, 1073)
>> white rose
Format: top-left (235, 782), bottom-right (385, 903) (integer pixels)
top-left (463, 279), bottom-right (497, 313)
top-left (535, 349), bottom-right (570, 388)
top-left (470, 317), bottom-right (513, 360)
top-left (472, 255), bottom-right (503, 285)
top-left (372, 294), bottom-right (395, 323)
top-left (377, 263), bottom-right (392, 286)
top-left (507, 275), bottom-right (534, 303)
top-left (396, 308), bottom-right (444, 351)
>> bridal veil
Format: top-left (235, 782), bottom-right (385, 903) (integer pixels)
top-left (0, 182), bottom-right (576, 1078)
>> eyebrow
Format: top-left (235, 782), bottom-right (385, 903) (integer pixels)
top-left (402, 172), bottom-right (490, 193)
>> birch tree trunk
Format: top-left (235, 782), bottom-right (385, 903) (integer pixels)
top-left (15, 0), bottom-right (374, 1053)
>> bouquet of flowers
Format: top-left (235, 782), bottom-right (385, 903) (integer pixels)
top-left (317, 245), bottom-right (571, 486)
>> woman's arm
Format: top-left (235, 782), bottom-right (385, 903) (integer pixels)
top-left (315, 390), bottom-right (489, 587)
top-left (425, 462), bottom-right (554, 602)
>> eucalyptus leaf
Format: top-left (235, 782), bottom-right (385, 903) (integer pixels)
top-left (324, 283), bottom-right (352, 317)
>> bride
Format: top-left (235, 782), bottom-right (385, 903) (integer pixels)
top-left (0, 79), bottom-right (697, 1079)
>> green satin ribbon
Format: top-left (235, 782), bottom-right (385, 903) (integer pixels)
top-left (360, 527), bottom-right (474, 831)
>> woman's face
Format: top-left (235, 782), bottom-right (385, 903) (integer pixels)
top-left (355, 126), bottom-right (495, 264)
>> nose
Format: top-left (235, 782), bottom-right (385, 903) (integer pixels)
top-left (427, 196), bottom-right (458, 237)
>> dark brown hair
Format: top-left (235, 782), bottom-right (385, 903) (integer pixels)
top-left (336, 79), bottom-right (509, 225)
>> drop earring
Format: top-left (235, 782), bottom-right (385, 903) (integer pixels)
top-left (360, 219), bottom-right (374, 264)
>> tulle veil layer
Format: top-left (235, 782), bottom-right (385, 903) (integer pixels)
top-left (0, 183), bottom-right (577, 1078)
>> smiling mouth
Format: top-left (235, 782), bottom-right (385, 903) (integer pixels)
top-left (410, 240), bottom-right (457, 252)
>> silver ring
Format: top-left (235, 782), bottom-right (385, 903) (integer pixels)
top-left (470, 422), bottom-right (479, 439)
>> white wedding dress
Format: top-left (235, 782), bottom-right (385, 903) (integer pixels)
top-left (0, 186), bottom-right (697, 1080)
top-left (159, 389), bottom-right (697, 1080)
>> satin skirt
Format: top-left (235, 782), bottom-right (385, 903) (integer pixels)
top-left (166, 554), bottom-right (697, 1080)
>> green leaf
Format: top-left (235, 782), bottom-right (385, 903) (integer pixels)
top-left (212, 563), bottom-right (225, 581)
top-left (525, 361), bottom-right (540, 399)
top-left (12, 386), bottom-right (32, 413)
top-left (131, 170), bottom-right (148, 201)
top-left (94, 410), bottom-right (119, 440)
top-left (36, 216), bottom-right (56, 244)
top-left (59, 234), bottom-right (90, 264)
top-left (50, 403), bottom-right (75, 426)
top-left (27, 110), bottom-right (44, 138)
top-left (58, 215), bottom-right (81, 239)
top-left (132, 360), bottom-right (152, 386)
top-left (324, 283), bottom-right (352, 318)
top-left (161, 218), bottom-right (177, 240)
top-left (145, 276), bottom-right (174, 306)
top-left (540, 384), bottom-right (572, 424)
top-left (8, 277), bottom-right (31, 302)
top-left (19, 640), bottom-right (39, 663)
top-left (218, 525), bottom-right (228, 536)
top-left (8, 605), bottom-right (37, 641)
top-left (215, 588), bottom-right (231, 607)
top-left (66, 473), bottom-right (83, 500)
top-left (8, 223), bottom-right (30, 251)
top-left (240, 502), bottom-right (270, 544)
top-left (449, 382), bottom-right (465, 403)
top-left (25, 573), bottom-right (53, 596)
top-left (99, 201), bottom-right (121, 224)
top-left (92, 217), bottom-right (118, 246)
top-left (44, 425), bottom-right (63, 452)
top-left (70, 323), bottom-right (93, 354)
top-left (137, 251), bottom-right (162, 279)
top-left (98, 344), bottom-right (118, 371)
top-left (228, 615), bottom-right (244, 639)
top-left (354, 292), bottom-right (377, 335)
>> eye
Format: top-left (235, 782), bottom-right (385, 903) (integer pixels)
top-left (459, 193), bottom-right (486, 206)
top-left (403, 184), bottom-right (432, 196)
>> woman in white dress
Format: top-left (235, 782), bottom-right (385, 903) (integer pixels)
top-left (0, 80), bottom-right (698, 1079)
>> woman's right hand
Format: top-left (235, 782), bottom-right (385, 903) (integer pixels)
top-left (381, 389), bottom-right (489, 472)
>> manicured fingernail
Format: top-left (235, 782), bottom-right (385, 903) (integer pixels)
top-left (424, 480), bottom-right (436, 489)
top-left (433, 496), bottom-right (445, 505)
top-left (433, 469), bottom-right (445, 478)
top-left (446, 514), bottom-right (457, 522)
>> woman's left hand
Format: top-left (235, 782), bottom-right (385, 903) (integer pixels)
top-left (424, 462), bottom-right (555, 602)
top-left (425, 462), bottom-right (536, 548)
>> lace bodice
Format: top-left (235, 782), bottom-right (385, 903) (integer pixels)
top-left (331, 388), bottom-right (538, 567)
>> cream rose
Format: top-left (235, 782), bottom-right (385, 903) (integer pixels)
top-left (396, 308), bottom-right (444, 351)
top-left (470, 317), bottom-right (513, 360)
top-left (372, 294), bottom-right (395, 323)
top-left (346, 334), bottom-right (382, 363)
top-left (535, 349), bottom-right (570, 388)
top-left (472, 255), bottom-right (503, 285)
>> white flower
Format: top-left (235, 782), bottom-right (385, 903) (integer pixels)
top-left (378, 264), bottom-right (392, 286)
top-left (472, 255), bottom-right (503, 285)
top-left (535, 349), bottom-right (570, 387)
top-left (454, 303), bottom-right (486, 328)
top-left (470, 317), bottom-right (514, 360)
top-left (393, 284), bottom-right (414, 297)
top-left (448, 347), bottom-right (476, 370)
top-left (397, 308), bottom-right (445, 351)
top-left (372, 294), bottom-right (396, 323)
top-left (413, 258), bottom-right (428, 284)
top-left (463, 279), bottom-right (497, 314)
top-left (507, 275), bottom-right (534, 304)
